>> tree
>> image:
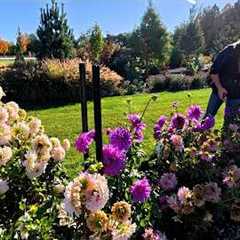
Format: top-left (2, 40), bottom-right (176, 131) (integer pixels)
top-left (0, 39), bottom-right (9, 56)
top-left (173, 7), bottom-right (205, 59)
top-left (100, 40), bottom-right (120, 65)
top-left (27, 34), bottom-right (40, 56)
top-left (129, 3), bottom-right (171, 78)
top-left (199, 5), bottom-right (220, 53)
top-left (89, 24), bottom-right (104, 63)
top-left (15, 28), bottom-right (27, 63)
top-left (36, 0), bottom-right (74, 59)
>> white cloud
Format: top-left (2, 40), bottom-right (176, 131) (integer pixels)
top-left (186, 0), bottom-right (197, 4)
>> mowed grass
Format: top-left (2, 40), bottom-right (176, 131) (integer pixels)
top-left (28, 88), bottom-right (224, 177)
top-left (0, 59), bottom-right (14, 66)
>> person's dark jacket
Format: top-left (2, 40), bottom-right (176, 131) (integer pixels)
top-left (209, 44), bottom-right (240, 99)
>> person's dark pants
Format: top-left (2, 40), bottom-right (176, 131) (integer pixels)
top-left (205, 91), bottom-right (223, 117)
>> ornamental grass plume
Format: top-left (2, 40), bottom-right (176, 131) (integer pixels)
top-left (130, 177), bottom-right (151, 203)
top-left (102, 144), bottom-right (126, 176)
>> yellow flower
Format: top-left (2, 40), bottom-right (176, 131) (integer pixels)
top-left (87, 210), bottom-right (109, 233)
top-left (111, 201), bottom-right (131, 223)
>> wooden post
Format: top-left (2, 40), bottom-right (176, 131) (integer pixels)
top-left (92, 65), bottom-right (103, 162)
top-left (79, 63), bottom-right (89, 160)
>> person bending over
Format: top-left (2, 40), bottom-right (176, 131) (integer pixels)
top-left (206, 40), bottom-right (240, 117)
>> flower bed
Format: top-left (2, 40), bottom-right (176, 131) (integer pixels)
top-left (1, 88), bottom-right (240, 239)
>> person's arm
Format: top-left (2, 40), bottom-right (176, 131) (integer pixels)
top-left (210, 73), bottom-right (228, 101)
top-left (210, 48), bottom-right (230, 100)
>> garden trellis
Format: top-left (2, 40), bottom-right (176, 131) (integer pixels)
top-left (79, 63), bottom-right (103, 162)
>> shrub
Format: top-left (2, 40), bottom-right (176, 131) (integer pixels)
top-left (167, 74), bottom-right (191, 91)
top-left (146, 74), bottom-right (169, 92)
top-left (0, 59), bottom-right (123, 106)
top-left (146, 71), bottom-right (207, 93)
top-left (191, 72), bottom-right (208, 89)
top-left (122, 79), bottom-right (145, 95)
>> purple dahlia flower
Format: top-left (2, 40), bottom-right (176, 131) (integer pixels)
top-left (102, 144), bottom-right (126, 176)
top-left (109, 127), bottom-right (132, 151)
top-left (154, 116), bottom-right (167, 140)
top-left (171, 113), bottom-right (185, 129)
top-left (130, 177), bottom-right (151, 203)
top-left (75, 130), bottom-right (95, 154)
top-left (159, 173), bottom-right (177, 191)
top-left (187, 105), bottom-right (202, 120)
top-left (128, 113), bottom-right (146, 143)
top-left (201, 116), bottom-right (215, 131)
top-left (128, 114), bottom-right (143, 128)
top-left (134, 127), bottom-right (145, 143)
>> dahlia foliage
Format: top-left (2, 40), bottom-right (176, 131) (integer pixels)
top-left (73, 98), bottom-right (240, 240)
top-left (2, 88), bottom-right (240, 239)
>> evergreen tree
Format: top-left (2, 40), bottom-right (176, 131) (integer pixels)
top-left (37, 0), bottom-right (74, 59)
top-left (130, 2), bottom-right (171, 77)
top-left (199, 5), bottom-right (220, 53)
top-left (173, 7), bottom-right (205, 58)
top-left (89, 24), bottom-right (104, 63)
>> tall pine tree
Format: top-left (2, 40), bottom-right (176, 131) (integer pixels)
top-left (37, 0), bottom-right (74, 59)
top-left (130, 2), bottom-right (171, 78)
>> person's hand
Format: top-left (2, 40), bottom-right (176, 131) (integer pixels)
top-left (217, 87), bottom-right (228, 101)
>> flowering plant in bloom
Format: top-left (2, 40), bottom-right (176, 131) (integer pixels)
top-left (70, 97), bottom-right (157, 238)
top-left (0, 87), bottom-right (70, 239)
top-left (137, 103), bottom-right (240, 240)
top-left (4, 88), bottom-right (240, 240)
top-left (58, 171), bottom-right (136, 239)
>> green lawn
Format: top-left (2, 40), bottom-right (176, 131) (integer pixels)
top-left (28, 88), bottom-right (224, 177)
top-left (0, 59), bottom-right (14, 66)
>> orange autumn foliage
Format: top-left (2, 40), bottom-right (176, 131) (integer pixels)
top-left (17, 34), bottom-right (30, 53)
top-left (0, 39), bottom-right (9, 55)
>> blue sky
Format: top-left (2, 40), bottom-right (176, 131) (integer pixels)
top-left (0, 0), bottom-right (236, 42)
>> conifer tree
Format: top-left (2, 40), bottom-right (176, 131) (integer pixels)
top-left (37, 0), bottom-right (74, 59)
top-left (130, 2), bottom-right (171, 77)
